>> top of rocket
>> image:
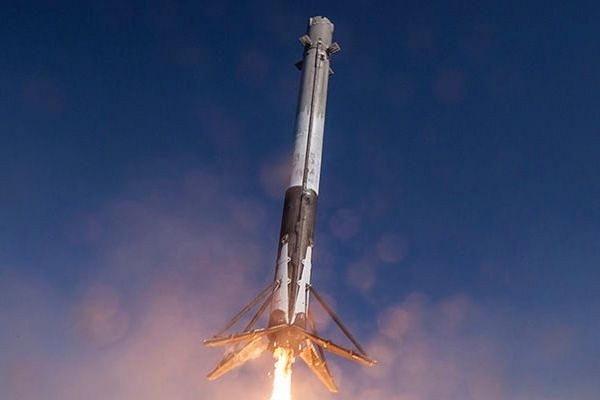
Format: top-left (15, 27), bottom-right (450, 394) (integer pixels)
top-left (307, 16), bottom-right (335, 47)
top-left (309, 16), bottom-right (333, 27)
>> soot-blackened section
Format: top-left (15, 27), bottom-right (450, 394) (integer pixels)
top-left (269, 185), bottom-right (318, 329)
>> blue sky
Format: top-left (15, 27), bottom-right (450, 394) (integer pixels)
top-left (1, 1), bottom-right (599, 399)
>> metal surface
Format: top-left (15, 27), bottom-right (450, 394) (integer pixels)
top-left (205, 16), bottom-right (374, 392)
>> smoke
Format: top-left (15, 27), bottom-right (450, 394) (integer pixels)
top-left (1, 168), bottom-right (273, 400)
top-left (362, 293), bottom-right (505, 400)
top-left (1, 167), bottom-right (598, 400)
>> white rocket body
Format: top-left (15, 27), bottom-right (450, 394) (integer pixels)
top-left (205, 17), bottom-right (373, 393)
top-left (269, 16), bottom-right (335, 332)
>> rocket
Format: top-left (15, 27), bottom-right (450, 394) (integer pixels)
top-left (204, 16), bottom-right (375, 392)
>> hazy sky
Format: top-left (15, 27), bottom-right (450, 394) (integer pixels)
top-left (1, 1), bottom-right (599, 399)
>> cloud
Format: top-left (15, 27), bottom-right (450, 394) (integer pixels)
top-left (74, 284), bottom-right (130, 347)
top-left (358, 293), bottom-right (505, 400)
top-left (1, 167), bottom-right (598, 400)
top-left (1, 167), bottom-right (272, 400)
top-left (345, 256), bottom-right (377, 295)
top-left (375, 233), bottom-right (409, 264)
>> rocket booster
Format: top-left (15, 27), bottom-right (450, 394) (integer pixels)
top-left (269, 15), bottom-right (335, 334)
top-left (204, 16), bottom-right (374, 393)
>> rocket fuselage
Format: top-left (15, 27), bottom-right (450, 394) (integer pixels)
top-left (268, 17), bottom-right (336, 351)
top-left (205, 17), bottom-right (373, 392)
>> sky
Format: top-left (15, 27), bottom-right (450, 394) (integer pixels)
top-left (1, 1), bottom-right (599, 399)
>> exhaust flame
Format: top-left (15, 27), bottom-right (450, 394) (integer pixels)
top-left (270, 347), bottom-right (294, 400)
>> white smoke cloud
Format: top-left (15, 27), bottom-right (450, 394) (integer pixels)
top-left (1, 167), bottom-right (598, 400)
